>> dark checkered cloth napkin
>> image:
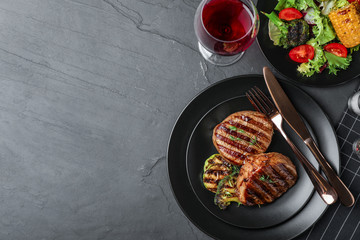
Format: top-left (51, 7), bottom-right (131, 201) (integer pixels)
top-left (295, 84), bottom-right (360, 240)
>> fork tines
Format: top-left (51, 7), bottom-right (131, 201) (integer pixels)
top-left (246, 87), bottom-right (276, 115)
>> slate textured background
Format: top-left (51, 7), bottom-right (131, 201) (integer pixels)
top-left (0, 0), bottom-right (358, 239)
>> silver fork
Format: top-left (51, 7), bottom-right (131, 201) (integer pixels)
top-left (246, 87), bottom-right (338, 205)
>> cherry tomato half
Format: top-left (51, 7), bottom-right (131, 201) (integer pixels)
top-left (289, 45), bottom-right (315, 63)
top-left (279, 8), bottom-right (303, 21)
top-left (347, 0), bottom-right (360, 3)
top-left (324, 43), bottom-right (348, 58)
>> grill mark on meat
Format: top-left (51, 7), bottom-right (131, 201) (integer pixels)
top-left (245, 195), bottom-right (256, 205)
top-left (229, 118), bottom-right (272, 139)
top-left (213, 111), bottom-right (274, 165)
top-left (239, 114), bottom-right (273, 130)
top-left (232, 114), bottom-right (272, 131)
top-left (245, 188), bottom-right (264, 205)
top-left (256, 171), bottom-right (280, 197)
top-left (250, 178), bottom-right (275, 203)
top-left (218, 145), bottom-right (247, 160)
top-left (236, 153), bottom-right (297, 206)
top-left (256, 169), bottom-right (277, 188)
top-left (216, 134), bottom-right (258, 154)
top-left (272, 164), bottom-right (296, 186)
top-left (218, 125), bottom-right (267, 150)
top-left (264, 165), bottom-right (289, 189)
top-left (218, 125), bottom-right (253, 142)
top-left (278, 163), bottom-right (296, 181)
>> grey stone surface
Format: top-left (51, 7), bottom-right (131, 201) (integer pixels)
top-left (0, 0), bottom-right (358, 239)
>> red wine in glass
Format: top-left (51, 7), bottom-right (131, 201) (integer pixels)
top-left (194, 0), bottom-right (259, 65)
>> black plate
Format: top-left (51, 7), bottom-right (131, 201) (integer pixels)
top-left (256, 1), bottom-right (360, 87)
top-left (168, 75), bottom-right (340, 240)
top-left (186, 95), bottom-right (318, 229)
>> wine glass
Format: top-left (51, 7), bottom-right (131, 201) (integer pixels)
top-left (194, 0), bottom-right (259, 66)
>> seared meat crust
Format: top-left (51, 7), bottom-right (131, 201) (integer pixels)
top-left (212, 111), bottom-right (274, 166)
top-left (236, 152), bottom-right (297, 206)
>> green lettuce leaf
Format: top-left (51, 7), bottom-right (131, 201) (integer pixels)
top-left (317, 16), bottom-right (336, 45)
top-left (319, 0), bottom-right (348, 15)
top-left (274, 0), bottom-right (335, 45)
top-left (263, 11), bottom-right (290, 48)
top-left (275, 0), bottom-right (318, 11)
top-left (350, 45), bottom-right (360, 54)
top-left (275, 0), bottom-right (296, 11)
top-left (268, 21), bottom-right (283, 46)
top-left (320, 0), bottom-right (335, 15)
top-left (324, 51), bottom-right (352, 75)
top-left (309, 9), bottom-right (336, 45)
top-left (297, 39), bottom-right (326, 77)
top-left (263, 11), bottom-right (288, 34)
top-left (334, 0), bottom-right (349, 8)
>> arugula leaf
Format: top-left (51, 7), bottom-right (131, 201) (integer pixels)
top-left (324, 51), bottom-right (352, 75)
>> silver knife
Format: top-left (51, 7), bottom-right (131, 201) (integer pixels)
top-left (263, 66), bottom-right (354, 207)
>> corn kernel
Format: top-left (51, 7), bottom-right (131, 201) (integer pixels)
top-left (329, 2), bottom-right (360, 48)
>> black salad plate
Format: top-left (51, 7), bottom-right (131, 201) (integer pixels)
top-left (256, 1), bottom-right (360, 87)
top-left (167, 75), bottom-right (340, 240)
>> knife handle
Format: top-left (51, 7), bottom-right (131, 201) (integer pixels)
top-left (305, 138), bottom-right (355, 207)
top-left (276, 127), bottom-right (338, 205)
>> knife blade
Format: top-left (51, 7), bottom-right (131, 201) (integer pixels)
top-left (263, 66), bottom-right (354, 207)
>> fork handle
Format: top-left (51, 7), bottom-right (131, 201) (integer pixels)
top-left (277, 127), bottom-right (338, 205)
top-left (305, 138), bottom-right (354, 207)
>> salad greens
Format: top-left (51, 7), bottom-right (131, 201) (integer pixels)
top-left (297, 39), bottom-right (327, 76)
top-left (265, 12), bottom-right (290, 48)
top-left (324, 51), bottom-right (352, 75)
top-left (264, 0), bottom-right (359, 77)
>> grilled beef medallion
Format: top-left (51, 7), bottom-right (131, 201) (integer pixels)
top-left (212, 111), bottom-right (274, 166)
top-left (236, 152), bottom-right (298, 206)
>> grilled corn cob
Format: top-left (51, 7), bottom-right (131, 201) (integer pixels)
top-left (329, 2), bottom-right (360, 48)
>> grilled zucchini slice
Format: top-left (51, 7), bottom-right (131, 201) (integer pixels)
top-left (203, 154), bottom-right (234, 193)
